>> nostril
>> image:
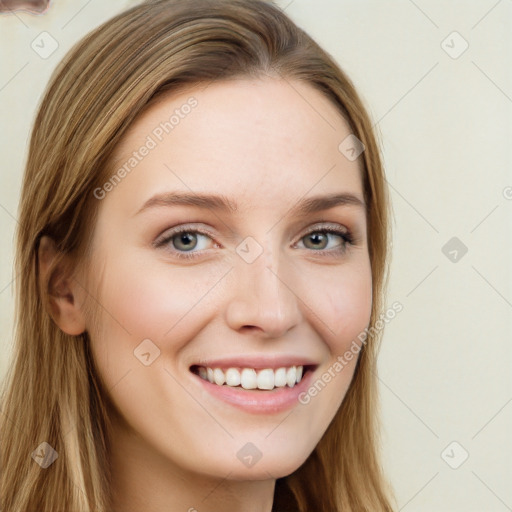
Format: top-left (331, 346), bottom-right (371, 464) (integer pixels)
top-left (240, 325), bottom-right (262, 333)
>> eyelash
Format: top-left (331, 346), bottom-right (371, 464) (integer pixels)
top-left (154, 223), bottom-right (354, 261)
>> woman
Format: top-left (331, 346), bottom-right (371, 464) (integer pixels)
top-left (0, 0), bottom-right (394, 510)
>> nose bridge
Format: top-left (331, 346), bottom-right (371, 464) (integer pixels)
top-left (225, 236), bottom-right (302, 337)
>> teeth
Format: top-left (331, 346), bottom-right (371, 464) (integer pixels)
top-left (257, 369), bottom-right (274, 390)
top-left (198, 367), bottom-right (208, 380)
top-left (196, 365), bottom-right (305, 390)
top-left (225, 367), bottom-right (241, 387)
top-left (213, 368), bottom-right (225, 386)
top-left (286, 367), bottom-right (297, 388)
top-left (274, 367), bottom-right (287, 387)
top-left (295, 365), bottom-right (303, 383)
top-left (240, 368), bottom-right (257, 390)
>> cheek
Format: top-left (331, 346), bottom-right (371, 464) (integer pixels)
top-left (96, 255), bottom-right (227, 339)
top-left (86, 254), bottom-right (230, 386)
top-left (332, 276), bottom-right (372, 348)
top-left (285, 261), bottom-right (372, 454)
top-left (305, 259), bottom-right (373, 353)
top-left (296, 261), bottom-right (371, 399)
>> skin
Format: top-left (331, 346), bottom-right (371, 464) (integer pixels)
top-left (41, 77), bottom-right (372, 512)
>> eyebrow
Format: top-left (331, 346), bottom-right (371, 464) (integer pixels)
top-left (134, 191), bottom-right (365, 217)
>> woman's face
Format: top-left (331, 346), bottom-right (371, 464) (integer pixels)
top-left (85, 77), bottom-right (372, 480)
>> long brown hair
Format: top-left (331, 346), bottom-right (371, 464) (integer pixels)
top-left (0, 1), bottom-right (394, 510)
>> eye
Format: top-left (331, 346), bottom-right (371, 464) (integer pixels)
top-left (153, 223), bottom-right (354, 261)
top-left (296, 225), bottom-right (353, 254)
top-left (154, 226), bottom-right (217, 259)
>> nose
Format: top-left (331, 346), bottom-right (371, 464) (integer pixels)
top-left (224, 246), bottom-right (303, 339)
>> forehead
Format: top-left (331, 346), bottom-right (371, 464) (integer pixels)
top-left (101, 77), bottom-right (364, 216)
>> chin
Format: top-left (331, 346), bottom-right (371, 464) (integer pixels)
top-left (204, 445), bottom-right (313, 481)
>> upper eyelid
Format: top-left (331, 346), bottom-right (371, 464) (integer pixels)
top-left (156, 221), bottom-right (349, 236)
top-left (300, 223), bottom-right (349, 235)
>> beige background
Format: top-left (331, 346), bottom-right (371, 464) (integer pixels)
top-left (1, 1), bottom-right (511, 510)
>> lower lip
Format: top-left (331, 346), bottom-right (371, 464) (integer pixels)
top-left (191, 369), bottom-right (315, 414)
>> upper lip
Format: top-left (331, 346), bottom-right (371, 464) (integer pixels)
top-left (190, 355), bottom-right (319, 371)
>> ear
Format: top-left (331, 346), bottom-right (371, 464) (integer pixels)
top-left (38, 235), bottom-right (86, 336)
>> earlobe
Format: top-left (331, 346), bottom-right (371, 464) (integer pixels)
top-left (38, 235), bottom-right (86, 336)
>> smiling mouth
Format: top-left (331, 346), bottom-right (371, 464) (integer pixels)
top-left (190, 364), bottom-right (316, 391)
